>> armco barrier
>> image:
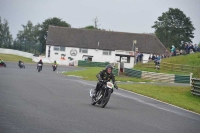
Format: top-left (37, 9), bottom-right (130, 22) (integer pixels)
top-left (124, 68), bottom-right (191, 83)
top-left (191, 78), bottom-right (200, 96)
top-left (124, 68), bottom-right (142, 78)
top-left (175, 75), bottom-right (190, 84)
top-left (78, 60), bottom-right (109, 67)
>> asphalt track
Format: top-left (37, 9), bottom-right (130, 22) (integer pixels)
top-left (0, 62), bottom-right (200, 133)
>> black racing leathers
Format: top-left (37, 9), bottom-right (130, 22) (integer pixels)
top-left (94, 70), bottom-right (116, 94)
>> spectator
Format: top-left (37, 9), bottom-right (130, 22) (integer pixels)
top-left (136, 52), bottom-right (140, 63)
top-left (190, 49), bottom-right (194, 54)
top-left (180, 49), bottom-right (183, 55)
top-left (152, 54), bottom-right (156, 60)
top-left (198, 44), bottom-right (200, 52)
top-left (171, 45), bottom-right (176, 56)
top-left (149, 54), bottom-right (152, 60)
top-left (184, 44), bottom-right (188, 54)
top-left (194, 44), bottom-right (198, 52)
top-left (139, 52), bottom-right (143, 62)
top-left (165, 49), bottom-right (169, 58)
top-left (188, 44), bottom-right (193, 54)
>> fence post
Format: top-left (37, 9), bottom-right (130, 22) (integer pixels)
top-left (190, 73), bottom-right (193, 86)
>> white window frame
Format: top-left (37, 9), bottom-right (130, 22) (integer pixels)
top-left (79, 48), bottom-right (88, 53)
top-left (103, 50), bottom-right (112, 55)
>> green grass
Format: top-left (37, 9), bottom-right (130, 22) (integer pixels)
top-left (134, 64), bottom-right (188, 75)
top-left (0, 53), bottom-right (33, 63)
top-left (118, 84), bottom-right (200, 114)
top-left (163, 52), bottom-right (200, 66)
top-left (64, 67), bottom-right (151, 82)
top-left (134, 53), bottom-right (200, 77)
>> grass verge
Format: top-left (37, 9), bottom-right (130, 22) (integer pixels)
top-left (0, 53), bottom-right (33, 63)
top-left (118, 84), bottom-right (200, 114)
top-left (134, 53), bottom-right (200, 77)
top-left (64, 67), bottom-right (151, 82)
top-left (134, 64), bottom-right (189, 76)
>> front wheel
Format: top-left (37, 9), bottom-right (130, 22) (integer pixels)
top-left (100, 91), bottom-right (111, 108)
top-left (91, 98), bottom-right (96, 105)
top-left (4, 63), bottom-right (6, 67)
top-left (38, 67), bottom-right (41, 72)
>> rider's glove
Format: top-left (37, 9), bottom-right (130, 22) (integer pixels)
top-left (114, 84), bottom-right (118, 89)
top-left (103, 80), bottom-right (108, 84)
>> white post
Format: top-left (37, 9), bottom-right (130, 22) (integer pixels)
top-left (190, 73), bottom-right (193, 86)
top-left (118, 62), bottom-right (120, 76)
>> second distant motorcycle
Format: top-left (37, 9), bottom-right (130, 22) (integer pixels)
top-left (52, 61), bottom-right (58, 71)
top-left (18, 61), bottom-right (25, 69)
top-left (37, 59), bottom-right (43, 72)
top-left (37, 64), bottom-right (42, 72)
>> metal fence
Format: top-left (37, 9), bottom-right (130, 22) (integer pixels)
top-left (78, 60), bottom-right (109, 67)
top-left (191, 78), bottom-right (200, 96)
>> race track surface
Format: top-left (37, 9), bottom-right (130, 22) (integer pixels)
top-left (0, 62), bottom-right (200, 133)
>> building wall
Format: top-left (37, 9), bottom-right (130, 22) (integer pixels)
top-left (46, 45), bottom-right (116, 63)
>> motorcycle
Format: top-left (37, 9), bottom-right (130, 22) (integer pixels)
top-left (90, 81), bottom-right (116, 108)
top-left (52, 64), bottom-right (57, 71)
top-left (37, 64), bottom-right (42, 72)
top-left (19, 62), bottom-right (25, 69)
top-left (0, 62), bottom-right (6, 67)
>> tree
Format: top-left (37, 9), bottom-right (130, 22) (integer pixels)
top-left (83, 25), bottom-right (98, 30)
top-left (16, 21), bottom-right (41, 52)
top-left (0, 17), bottom-right (13, 48)
top-left (152, 8), bottom-right (195, 49)
top-left (39, 17), bottom-right (71, 53)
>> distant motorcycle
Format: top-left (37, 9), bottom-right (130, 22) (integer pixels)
top-left (19, 62), bottom-right (25, 69)
top-left (0, 62), bottom-right (6, 67)
top-left (90, 81), bottom-right (116, 108)
top-left (37, 64), bottom-right (42, 72)
top-left (52, 64), bottom-right (57, 71)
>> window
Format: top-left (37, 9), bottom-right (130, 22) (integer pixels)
top-left (54, 46), bottom-right (66, 51)
top-left (60, 47), bottom-right (65, 51)
top-left (79, 48), bottom-right (88, 53)
top-left (54, 46), bottom-right (59, 51)
top-left (103, 50), bottom-right (111, 55)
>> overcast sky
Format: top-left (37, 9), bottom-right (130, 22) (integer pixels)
top-left (0, 0), bottom-right (199, 44)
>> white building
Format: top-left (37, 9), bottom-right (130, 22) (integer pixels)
top-left (46, 26), bottom-right (166, 68)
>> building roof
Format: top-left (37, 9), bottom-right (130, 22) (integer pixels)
top-left (47, 25), bottom-right (166, 54)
